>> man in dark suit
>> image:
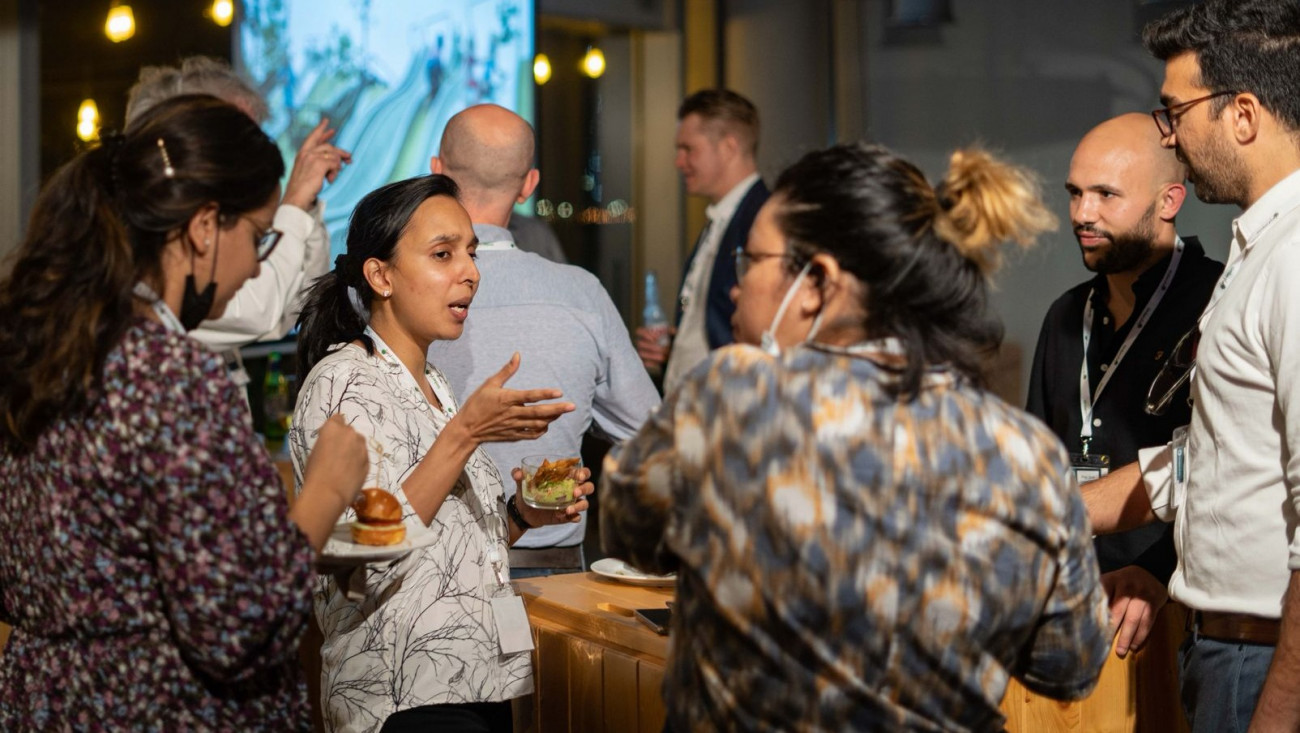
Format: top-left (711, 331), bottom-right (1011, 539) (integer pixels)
top-left (636, 89), bottom-right (769, 393)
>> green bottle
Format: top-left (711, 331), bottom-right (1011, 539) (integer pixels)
top-left (264, 352), bottom-right (291, 450)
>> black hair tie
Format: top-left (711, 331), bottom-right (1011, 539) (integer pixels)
top-left (933, 181), bottom-right (956, 212)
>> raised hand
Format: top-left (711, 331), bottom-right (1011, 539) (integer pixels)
top-left (303, 413), bottom-right (369, 505)
top-left (453, 353), bottom-right (575, 444)
top-left (635, 325), bottom-right (673, 371)
top-left (282, 118), bottom-right (353, 212)
top-left (511, 466), bottom-right (591, 528)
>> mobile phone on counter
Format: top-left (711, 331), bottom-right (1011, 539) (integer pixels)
top-left (634, 607), bottom-right (672, 635)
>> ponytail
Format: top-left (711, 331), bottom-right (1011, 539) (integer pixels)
top-left (295, 268), bottom-right (373, 383)
top-left (0, 144), bottom-right (136, 448)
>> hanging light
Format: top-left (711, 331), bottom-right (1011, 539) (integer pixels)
top-left (77, 99), bottom-right (100, 143)
top-left (533, 53), bottom-right (552, 86)
top-left (581, 46), bottom-right (605, 79)
top-left (209, 0), bottom-right (234, 27)
top-left (104, 2), bottom-right (135, 43)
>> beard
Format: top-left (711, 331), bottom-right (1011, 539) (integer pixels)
top-left (1181, 133), bottom-right (1250, 206)
top-left (1076, 201), bottom-right (1158, 275)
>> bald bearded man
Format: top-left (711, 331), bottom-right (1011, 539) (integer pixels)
top-left (1027, 113), bottom-right (1223, 660)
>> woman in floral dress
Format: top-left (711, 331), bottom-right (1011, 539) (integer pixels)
top-left (0, 95), bottom-right (368, 730)
top-left (291, 174), bottom-right (590, 733)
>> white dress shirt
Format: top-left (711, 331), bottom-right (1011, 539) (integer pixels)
top-left (664, 172), bottom-right (761, 393)
top-left (1139, 168), bottom-right (1300, 618)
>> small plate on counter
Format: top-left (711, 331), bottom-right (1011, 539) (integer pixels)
top-left (590, 558), bottom-right (677, 587)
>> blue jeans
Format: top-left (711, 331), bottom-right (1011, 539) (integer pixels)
top-left (1179, 633), bottom-right (1275, 733)
top-left (510, 565), bottom-right (584, 580)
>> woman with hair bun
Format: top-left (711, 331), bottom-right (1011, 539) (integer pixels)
top-left (0, 94), bottom-right (368, 730)
top-left (601, 142), bottom-right (1111, 731)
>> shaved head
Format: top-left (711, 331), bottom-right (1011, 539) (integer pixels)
top-left (1075, 112), bottom-right (1186, 189)
top-left (1065, 112), bottom-right (1189, 275)
top-left (436, 104), bottom-right (536, 209)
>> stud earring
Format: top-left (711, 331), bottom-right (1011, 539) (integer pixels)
top-left (383, 290), bottom-right (391, 298)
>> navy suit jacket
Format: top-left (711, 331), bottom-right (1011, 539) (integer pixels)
top-left (675, 178), bottom-right (770, 349)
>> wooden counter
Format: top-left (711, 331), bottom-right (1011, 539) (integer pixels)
top-left (518, 573), bottom-right (1188, 733)
top-left (516, 572), bottom-right (672, 733)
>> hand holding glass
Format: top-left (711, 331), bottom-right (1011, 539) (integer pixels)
top-left (521, 455), bottom-right (582, 509)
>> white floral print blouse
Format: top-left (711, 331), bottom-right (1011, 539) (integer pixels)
top-left (289, 331), bottom-right (531, 733)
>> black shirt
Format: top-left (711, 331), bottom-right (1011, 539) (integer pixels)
top-left (1026, 236), bottom-right (1223, 581)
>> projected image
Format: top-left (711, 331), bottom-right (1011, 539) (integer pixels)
top-left (239, 0), bottom-right (535, 255)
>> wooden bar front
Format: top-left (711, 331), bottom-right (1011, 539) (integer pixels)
top-left (517, 572), bottom-right (1188, 733)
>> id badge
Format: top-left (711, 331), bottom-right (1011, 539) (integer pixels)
top-left (490, 589), bottom-right (535, 656)
top-left (1069, 452), bottom-right (1110, 484)
top-left (1171, 425), bottom-right (1189, 510)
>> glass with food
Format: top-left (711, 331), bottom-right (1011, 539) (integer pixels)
top-left (521, 455), bottom-right (582, 509)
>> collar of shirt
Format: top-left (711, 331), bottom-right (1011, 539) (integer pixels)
top-left (705, 172), bottom-right (761, 224)
top-left (363, 326), bottom-right (458, 418)
top-left (1231, 168), bottom-right (1300, 262)
top-left (471, 222), bottom-right (517, 252)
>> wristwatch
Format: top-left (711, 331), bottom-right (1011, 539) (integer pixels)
top-left (506, 495), bottom-right (535, 530)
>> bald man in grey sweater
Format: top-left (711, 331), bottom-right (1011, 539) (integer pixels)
top-left (427, 105), bottom-right (660, 577)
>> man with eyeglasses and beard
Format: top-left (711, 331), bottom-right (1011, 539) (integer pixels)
top-left (1027, 112), bottom-right (1223, 728)
top-left (1081, 2), bottom-right (1300, 730)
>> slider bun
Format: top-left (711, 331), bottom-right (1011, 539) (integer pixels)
top-left (352, 488), bottom-right (403, 525)
top-left (351, 521), bottom-right (407, 547)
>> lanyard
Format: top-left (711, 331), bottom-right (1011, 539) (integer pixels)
top-left (132, 282), bottom-right (188, 335)
top-left (1078, 238), bottom-right (1184, 452)
top-left (365, 325), bottom-right (509, 584)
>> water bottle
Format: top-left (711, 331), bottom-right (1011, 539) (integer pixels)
top-left (643, 271), bottom-right (670, 375)
top-left (263, 352), bottom-right (291, 453)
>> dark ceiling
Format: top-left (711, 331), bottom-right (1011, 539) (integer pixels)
top-left (39, 1), bottom-right (232, 178)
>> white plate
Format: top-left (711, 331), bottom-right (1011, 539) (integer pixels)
top-left (320, 521), bottom-right (437, 564)
top-left (590, 558), bottom-right (676, 587)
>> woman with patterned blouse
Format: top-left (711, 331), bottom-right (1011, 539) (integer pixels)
top-left (601, 143), bottom-right (1113, 732)
top-left (291, 174), bottom-right (591, 733)
top-left (0, 95), bottom-right (369, 729)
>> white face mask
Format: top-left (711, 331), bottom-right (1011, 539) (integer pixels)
top-left (759, 261), bottom-right (825, 357)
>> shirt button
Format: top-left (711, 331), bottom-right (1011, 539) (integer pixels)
top-left (1100, 364), bottom-right (1108, 372)
top-left (1103, 317), bottom-right (1110, 325)
top-left (1093, 418), bottom-right (1102, 427)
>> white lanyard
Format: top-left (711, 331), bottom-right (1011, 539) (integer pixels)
top-left (1078, 238), bottom-right (1184, 451)
top-left (132, 282), bottom-right (188, 335)
top-left (364, 325), bottom-right (509, 584)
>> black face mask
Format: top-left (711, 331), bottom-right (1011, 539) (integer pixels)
top-left (178, 229), bottom-right (219, 331)
top-left (178, 274), bottom-right (216, 331)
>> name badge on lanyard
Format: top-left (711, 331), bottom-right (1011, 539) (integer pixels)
top-left (1069, 452), bottom-right (1111, 484)
top-left (1076, 238), bottom-right (1184, 478)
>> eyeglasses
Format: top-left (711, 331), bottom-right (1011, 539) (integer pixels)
top-left (733, 246), bottom-right (795, 278)
top-left (1145, 326), bottom-right (1199, 416)
top-left (1151, 91), bottom-right (1240, 137)
top-left (246, 218), bottom-right (283, 262)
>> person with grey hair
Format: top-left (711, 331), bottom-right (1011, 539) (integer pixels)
top-left (428, 103), bottom-right (660, 579)
top-left (126, 57), bottom-right (349, 359)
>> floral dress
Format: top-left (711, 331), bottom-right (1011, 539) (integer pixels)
top-left (289, 332), bottom-right (531, 733)
top-left (0, 318), bottom-right (317, 731)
